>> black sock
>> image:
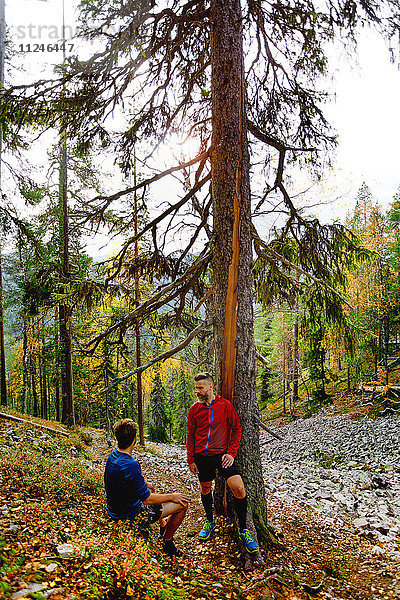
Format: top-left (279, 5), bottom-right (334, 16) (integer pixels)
top-left (201, 492), bottom-right (214, 523)
top-left (234, 496), bottom-right (248, 531)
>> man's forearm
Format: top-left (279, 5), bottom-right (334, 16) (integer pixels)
top-left (143, 492), bottom-right (174, 505)
top-left (143, 491), bottom-right (190, 506)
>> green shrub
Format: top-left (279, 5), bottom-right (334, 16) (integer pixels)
top-left (0, 448), bottom-right (103, 500)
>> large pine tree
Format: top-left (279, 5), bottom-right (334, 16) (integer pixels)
top-left (2, 0), bottom-right (400, 561)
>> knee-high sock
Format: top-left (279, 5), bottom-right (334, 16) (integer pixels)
top-left (234, 495), bottom-right (247, 531)
top-left (201, 492), bottom-right (214, 522)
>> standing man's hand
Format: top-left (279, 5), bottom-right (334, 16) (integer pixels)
top-left (189, 462), bottom-right (198, 474)
top-left (222, 453), bottom-right (234, 468)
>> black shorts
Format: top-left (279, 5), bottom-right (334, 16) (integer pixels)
top-left (194, 453), bottom-right (240, 483)
top-left (135, 503), bottom-right (163, 527)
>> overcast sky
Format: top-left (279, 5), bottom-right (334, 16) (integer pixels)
top-left (6, 0), bottom-right (400, 224)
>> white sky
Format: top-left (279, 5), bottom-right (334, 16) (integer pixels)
top-left (5, 0), bottom-right (400, 226)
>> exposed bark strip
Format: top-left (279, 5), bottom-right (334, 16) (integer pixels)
top-left (221, 180), bottom-right (241, 401)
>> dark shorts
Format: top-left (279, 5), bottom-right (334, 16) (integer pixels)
top-left (107, 503), bottom-right (163, 527)
top-left (194, 453), bottom-right (240, 483)
top-left (135, 503), bottom-right (163, 527)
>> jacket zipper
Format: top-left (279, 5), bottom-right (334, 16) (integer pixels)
top-left (204, 401), bottom-right (214, 455)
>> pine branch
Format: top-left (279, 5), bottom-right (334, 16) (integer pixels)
top-left (252, 225), bottom-right (354, 309)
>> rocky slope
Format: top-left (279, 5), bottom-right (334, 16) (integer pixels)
top-left (260, 412), bottom-right (400, 548)
top-left (151, 411), bottom-right (400, 555)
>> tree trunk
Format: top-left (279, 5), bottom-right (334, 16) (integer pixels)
top-left (42, 347), bottom-right (48, 421)
top-left (0, 1), bottom-right (5, 406)
top-left (134, 158), bottom-right (145, 446)
top-left (31, 359), bottom-right (39, 417)
top-left (0, 250), bottom-right (7, 406)
top-left (291, 287), bottom-right (300, 413)
top-left (59, 304), bottom-right (74, 425)
top-left (39, 337), bottom-right (44, 418)
top-left (22, 320), bottom-right (29, 413)
top-left (210, 0), bottom-right (271, 559)
top-left (59, 136), bottom-right (74, 426)
top-left (54, 307), bottom-right (60, 422)
top-left (282, 339), bottom-right (286, 414)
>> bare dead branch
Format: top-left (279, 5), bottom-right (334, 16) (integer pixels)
top-left (86, 250), bottom-right (210, 352)
top-left (106, 171), bottom-right (211, 283)
top-left (101, 318), bottom-right (212, 393)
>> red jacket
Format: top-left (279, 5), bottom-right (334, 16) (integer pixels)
top-left (186, 394), bottom-right (242, 463)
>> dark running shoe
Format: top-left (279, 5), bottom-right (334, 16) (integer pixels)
top-left (162, 539), bottom-right (183, 557)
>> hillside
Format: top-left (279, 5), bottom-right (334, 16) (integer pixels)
top-left (1, 410), bottom-right (400, 600)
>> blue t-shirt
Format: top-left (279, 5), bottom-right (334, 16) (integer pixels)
top-left (104, 449), bottom-right (150, 520)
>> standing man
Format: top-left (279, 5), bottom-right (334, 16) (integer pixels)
top-left (186, 372), bottom-right (259, 553)
top-left (105, 418), bottom-right (190, 557)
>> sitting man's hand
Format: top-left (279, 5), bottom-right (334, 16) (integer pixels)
top-left (171, 492), bottom-right (190, 506)
top-left (147, 482), bottom-right (156, 493)
top-left (188, 462), bottom-right (198, 475)
top-left (222, 453), bottom-right (234, 468)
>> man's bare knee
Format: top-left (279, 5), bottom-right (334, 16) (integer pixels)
top-left (227, 475), bottom-right (246, 498)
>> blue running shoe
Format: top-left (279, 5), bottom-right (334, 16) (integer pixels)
top-left (238, 528), bottom-right (259, 553)
top-left (199, 520), bottom-right (216, 540)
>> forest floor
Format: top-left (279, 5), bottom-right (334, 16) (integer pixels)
top-left (1, 410), bottom-right (400, 600)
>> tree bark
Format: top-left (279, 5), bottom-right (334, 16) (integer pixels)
top-left (0, 250), bottom-right (7, 406)
top-left (134, 154), bottom-right (145, 446)
top-left (22, 319), bottom-right (29, 413)
top-left (0, 411), bottom-right (69, 436)
top-left (292, 298), bottom-right (299, 413)
top-left (54, 307), bottom-right (60, 422)
top-left (59, 137), bottom-right (74, 426)
top-left (31, 359), bottom-right (39, 417)
top-left (210, 0), bottom-right (271, 558)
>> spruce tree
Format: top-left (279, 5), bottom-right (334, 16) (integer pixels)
top-left (148, 372), bottom-right (169, 443)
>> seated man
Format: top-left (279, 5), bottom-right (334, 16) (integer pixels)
top-left (105, 418), bottom-right (190, 557)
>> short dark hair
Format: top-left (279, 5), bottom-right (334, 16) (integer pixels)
top-left (113, 419), bottom-right (137, 449)
top-left (194, 372), bottom-right (214, 384)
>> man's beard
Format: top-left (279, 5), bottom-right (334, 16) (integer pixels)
top-left (196, 392), bottom-right (209, 403)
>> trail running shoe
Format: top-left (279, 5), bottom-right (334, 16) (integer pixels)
top-left (199, 520), bottom-right (216, 540)
top-left (162, 539), bottom-right (183, 557)
top-left (238, 528), bottom-right (259, 553)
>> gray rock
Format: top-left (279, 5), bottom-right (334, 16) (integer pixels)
top-left (353, 517), bottom-right (368, 529)
top-left (56, 543), bottom-right (74, 559)
top-left (316, 489), bottom-right (334, 500)
top-left (373, 522), bottom-right (391, 535)
top-left (43, 588), bottom-right (65, 599)
top-left (11, 583), bottom-right (48, 599)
